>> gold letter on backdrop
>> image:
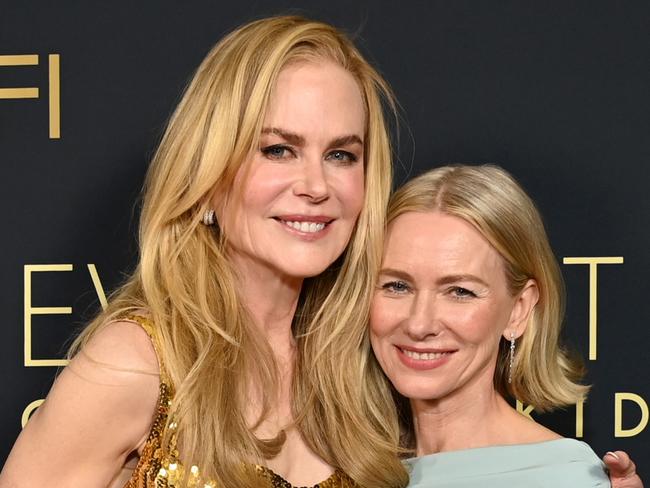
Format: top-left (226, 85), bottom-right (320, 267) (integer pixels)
top-left (24, 264), bottom-right (108, 367)
top-left (21, 399), bottom-right (45, 428)
top-left (87, 264), bottom-right (108, 310)
top-left (48, 54), bottom-right (60, 139)
top-left (24, 264), bottom-right (73, 367)
top-left (0, 53), bottom-right (61, 138)
top-left (575, 399), bottom-right (584, 438)
top-left (516, 400), bottom-right (535, 420)
top-left (563, 257), bottom-right (624, 360)
top-left (615, 393), bottom-right (649, 437)
top-left (0, 54), bottom-right (39, 98)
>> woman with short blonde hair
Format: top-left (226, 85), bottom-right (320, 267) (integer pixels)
top-left (386, 164), bottom-right (587, 410)
top-left (370, 164), bottom-right (606, 486)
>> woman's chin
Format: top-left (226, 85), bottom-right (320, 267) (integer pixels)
top-left (391, 376), bottom-right (447, 402)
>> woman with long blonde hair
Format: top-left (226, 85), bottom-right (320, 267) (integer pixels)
top-left (0, 16), bottom-right (407, 488)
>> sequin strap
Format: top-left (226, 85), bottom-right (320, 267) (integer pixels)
top-left (120, 314), bottom-right (185, 488)
top-left (122, 314), bottom-right (171, 385)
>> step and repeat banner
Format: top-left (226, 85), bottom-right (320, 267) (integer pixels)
top-left (1, 1), bottom-right (648, 466)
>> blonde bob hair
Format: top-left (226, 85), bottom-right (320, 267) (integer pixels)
top-left (72, 15), bottom-right (408, 488)
top-left (385, 164), bottom-right (588, 412)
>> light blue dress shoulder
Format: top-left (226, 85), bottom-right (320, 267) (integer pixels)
top-left (405, 438), bottom-right (610, 487)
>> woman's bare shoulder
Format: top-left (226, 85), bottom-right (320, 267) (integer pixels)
top-left (507, 407), bottom-right (562, 444)
top-left (0, 319), bottom-right (162, 488)
top-left (79, 318), bottom-right (161, 376)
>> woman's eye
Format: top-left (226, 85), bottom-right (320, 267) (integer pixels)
top-left (326, 150), bottom-right (357, 165)
top-left (450, 286), bottom-right (476, 299)
top-left (261, 145), bottom-right (293, 160)
top-left (381, 280), bottom-right (410, 294)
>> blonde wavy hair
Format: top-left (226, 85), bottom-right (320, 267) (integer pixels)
top-left (384, 164), bottom-right (588, 415)
top-left (71, 15), bottom-right (408, 488)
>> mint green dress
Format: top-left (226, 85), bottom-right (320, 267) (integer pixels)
top-left (405, 439), bottom-right (610, 487)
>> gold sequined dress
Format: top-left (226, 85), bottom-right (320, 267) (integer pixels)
top-left (123, 315), bottom-right (356, 488)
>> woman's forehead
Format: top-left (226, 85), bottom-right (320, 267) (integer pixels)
top-left (383, 211), bottom-right (504, 278)
top-left (263, 61), bottom-right (365, 136)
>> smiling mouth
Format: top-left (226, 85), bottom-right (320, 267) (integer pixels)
top-left (281, 220), bottom-right (326, 233)
top-left (274, 217), bottom-right (333, 234)
top-left (400, 349), bottom-right (452, 361)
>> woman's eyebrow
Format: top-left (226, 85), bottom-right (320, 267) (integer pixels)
top-left (437, 274), bottom-right (489, 287)
top-left (261, 127), bottom-right (305, 145)
top-left (378, 268), bottom-right (413, 282)
top-left (329, 134), bottom-right (363, 147)
top-left (261, 127), bottom-right (363, 148)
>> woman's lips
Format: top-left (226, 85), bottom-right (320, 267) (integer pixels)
top-left (273, 215), bottom-right (334, 240)
top-left (395, 345), bottom-right (456, 371)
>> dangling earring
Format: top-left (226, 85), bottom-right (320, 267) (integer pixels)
top-left (202, 209), bottom-right (215, 226)
top-left (508, 332), bottom-right (516, 384)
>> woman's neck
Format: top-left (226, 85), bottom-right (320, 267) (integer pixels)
top-left (230, 253), bottom-right (302, 357)
top-left (410, 368), bottom-right (515, 456)
top-left (232, 253), bottom-right (302, 430)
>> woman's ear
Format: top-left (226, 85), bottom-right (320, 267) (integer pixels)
top-left (503, 279), bottom-right (539, 340)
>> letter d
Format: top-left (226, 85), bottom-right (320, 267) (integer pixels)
top-left (615, 392), bottom-right (649, 437)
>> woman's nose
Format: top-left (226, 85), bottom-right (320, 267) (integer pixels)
top-left (293, 157), bottom-right (329, 203)
top-left (404, 293), bottom-right (441, 340)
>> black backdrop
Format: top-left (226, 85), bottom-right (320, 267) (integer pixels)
top-left (1, 0), bottom-right (648, 467)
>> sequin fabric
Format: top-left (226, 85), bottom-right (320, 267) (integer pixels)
top-left (255, 466), bottom-right (357, 488)
top-left (123, 315), bottom-right (356, 488)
